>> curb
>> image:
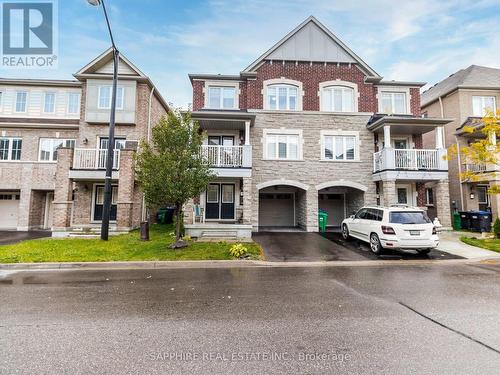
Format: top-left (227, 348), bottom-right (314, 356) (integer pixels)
top-left (0, 257), bottom-right (498, 271)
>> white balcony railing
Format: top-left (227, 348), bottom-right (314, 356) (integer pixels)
top-left (201, 145), bottom-right (252, 168)
top-left (373, 148), bottom-right (447, 172)
top-left (73, 148), bottom-right (120, 170)
top-left (464, 163), bottom-right (488, 173)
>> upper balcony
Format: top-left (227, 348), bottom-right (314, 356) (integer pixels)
top-left (69, 148), bottom-right (120, 180)
top-left (374, 148), bottom-right (448, 173)
top-left (201, 145), bottom-right (252, 168)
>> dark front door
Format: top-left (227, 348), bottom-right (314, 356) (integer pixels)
top-left (205, 183), bottom-right (235, 220)
top-left (93, 185), bottom-right (117, 221)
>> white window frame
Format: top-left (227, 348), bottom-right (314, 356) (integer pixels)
top-left (477, 185), bottom-right (489, 205)
top-left (472, 96), bottom-right (496, 117)
top-left (98, 85), bottom-right (124, 110)
top-left (319, 80), bottom-right (358, 112)
top-left (262, 129), bottom-right (303, 161)
top-left (203, 81), bottom-right (239, 110)
top-left (377, 87), bottom-right (411, 114)
top-left (38, 138), bottom-right (76, 162)
top-left (0, 137), bottom-right (22, 161)
top-left (67, 92), bottom-right (81, 115)
top-left (263, 78), bottom-right (303, 111)
top-left (0, 90), bottom-right (3, 111)
top-left (43, 92), bottom-right (56, 114)
top-left (320, 130), bottom-right (360, 162)
top-left (15, 91), bottom-right (28, 113)
top-left (266, 84), bottom-right (298, 111)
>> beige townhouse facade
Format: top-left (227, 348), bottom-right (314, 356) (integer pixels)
top-left (422, 65), bottom-right (500, 220)
top-left (184, 16), bottom-right (453, 240)
top-left (0, 49), bottom-right (169, 235)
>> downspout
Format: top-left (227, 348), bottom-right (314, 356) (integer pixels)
top-left (456, 136), bottom-right (464, 211)
top-left (141, 86), bottom-right (156, 222)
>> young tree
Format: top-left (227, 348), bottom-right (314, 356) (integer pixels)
top-left (135, 111), bottom-right (215, 248)
top-left (448, 110), bottom-right (500, 194)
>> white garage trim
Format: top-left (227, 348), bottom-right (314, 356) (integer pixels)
top-left (256, 179), bottom-right (309, 191)
top-left (315, 180), bottom-right (368, 192)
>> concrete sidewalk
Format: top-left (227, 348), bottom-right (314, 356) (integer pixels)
top-left (437, 230), bottom-right (500, 259)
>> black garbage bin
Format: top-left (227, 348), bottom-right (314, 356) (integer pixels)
top-left (459, 211), bottom-right (471, 230)
top-left (469, 211), bottom-right (492, 233)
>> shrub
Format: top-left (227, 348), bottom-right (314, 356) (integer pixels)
top-left (229, 243), bottom-right (248, 258)
top-left (493, 218), bottom-right (500, 239)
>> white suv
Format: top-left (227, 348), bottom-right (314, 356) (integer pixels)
top-left (341, 205), bottom-right (439, 255)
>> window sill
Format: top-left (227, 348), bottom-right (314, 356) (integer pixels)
top-left (320, 159), bottom-right (361, 163)
top-left (425, 204), bottom-right (434, 207)
top-left (262, 158), bottom-right (304, 162)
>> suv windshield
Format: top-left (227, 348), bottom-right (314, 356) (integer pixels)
top-left (389, 211), bottom-right (431, 224)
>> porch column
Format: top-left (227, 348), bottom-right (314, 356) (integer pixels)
top-left (435, 126), bottom-right (444, 149)
top-left (490, 180), bottom-right (500, 221)
top-left (383, 125), bottom-right (391, 148)
top-left (53, 147), bottom-right (74, 231)
top-left (116, 148), bottom-right (135, 230)
top-left (436, 179), bottom-right (452, 228)
top-left (242, 177), bottom-right (253, 225)
top-left (382, 179), bottom-right (396, 206)
top-left (244, 120), bottom-right (250, 146)
top-left (305, 188), bottom-right (318, 232)
top-left (183, 199), bottom-right (195, 225)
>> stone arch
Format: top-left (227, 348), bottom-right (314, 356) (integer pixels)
top-left (257, 179), bottom-right (309, 191)
top-left (315, 180), bottom-right (368, 192)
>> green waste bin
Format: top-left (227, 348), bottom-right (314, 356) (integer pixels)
top-left (452, 212), bottom-right (461, 231)
top-left (318, 210), bottom-right (328, 232)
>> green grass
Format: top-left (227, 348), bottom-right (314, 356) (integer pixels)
top-left (461, 236), bottom-right (500, 253)
top-left (0, 224), bottom-right (262, 263)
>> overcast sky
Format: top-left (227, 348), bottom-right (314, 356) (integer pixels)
top-left (2, 0), bottom-right (500, 108)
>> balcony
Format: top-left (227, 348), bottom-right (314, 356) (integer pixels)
top-left (201, 145), bottom-right (252, 177)
top-left (69, 148), bottom-right (120, 181)
top-left (373, 148), bottom-right (448, 181)
top-left (464, 163), bottom-right (488, 173)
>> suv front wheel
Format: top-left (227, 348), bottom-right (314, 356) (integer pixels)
top-left (370, 233), bottom-right (383, 255)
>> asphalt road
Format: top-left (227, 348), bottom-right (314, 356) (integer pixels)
top-left (1, 262), bottom-right (500, 374)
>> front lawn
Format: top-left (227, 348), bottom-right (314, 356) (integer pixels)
top-left (0, 224), bottom-right (262, 263)
top-left (460, 236), bottom-right (500, 253)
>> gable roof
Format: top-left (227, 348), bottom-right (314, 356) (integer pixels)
top-left (243, 16), bottom-right (381, 79)
top-left (422, 65), bottom-right (500, 107)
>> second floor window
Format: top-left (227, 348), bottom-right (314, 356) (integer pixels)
top-left (323, 135), bottom-right (357, 161)
top-left (15, 91), bottom-right (28, 113)
top-left (321, 86), bottom-right (354, 112)
top-left (265, 133), bottom-right (299, 160)
top-left (0, 137), bottom-right (22, 161)
top-left (267, 84), bottom-right (298, 110)
top-left (380, 91), bottom-right (407, 114)
top-left (67, 93), bottom-right (80, 114)
top-left (207, 86), bottom-right (236, 109)
top-left (39, 138), bottom-right (75, 162)
top-left (98, 86), bottom-right (124, 110)
top-left (472, 96), bottom-right (496, 117)
top-left (44, 92), bottom-right (56, 113)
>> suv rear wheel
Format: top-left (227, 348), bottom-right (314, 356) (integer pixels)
top-left (417, 249), bottom-right (431, 255)
top-left (342, 224), bottom-right (350, 240)
top-left (370, 233), bottom-right (383, 255)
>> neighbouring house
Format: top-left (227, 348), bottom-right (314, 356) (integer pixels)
top-left (421, 65), bottom-right (500, 220)
top-left (185, 16), bottom-right (453, 240)
top-left (0, 48), bottom-right (169, 235)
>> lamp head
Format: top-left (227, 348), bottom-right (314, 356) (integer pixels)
top-left (87, 0), bottom-right (101, 6)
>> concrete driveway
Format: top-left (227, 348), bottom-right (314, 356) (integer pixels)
top-left (253, 232), bottom-right (462, 262)
top-left (0, 231), bottom-right (51, 246)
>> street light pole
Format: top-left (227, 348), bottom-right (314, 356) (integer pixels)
top-left (88, 0), bottom-right (119, 240)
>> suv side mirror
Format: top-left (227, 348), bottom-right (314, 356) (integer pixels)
top-left (350, 215), bottom-right (355, 219)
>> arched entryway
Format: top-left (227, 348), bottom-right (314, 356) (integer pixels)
top-left (257, 180), bottom-right (309, 230)
top-left (316, 181), bottom-right (367, 229)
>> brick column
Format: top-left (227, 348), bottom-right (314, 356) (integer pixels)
top-left (242, 177), bottom-right (253, 225)
top-left (53, 148), bottom-right (74, 231)
top-left (382, 180), bottom-right (396, 206)
top-left (305, 188), bottom-right (318, 232)
top-left (436, 179), bottom-right (452, 228)
top-left (17, 187), bottom-right (32, 231)
top-left (116, 148), bottom-right (135, 231)
top-left (489, 179), bottom-right (500, 221)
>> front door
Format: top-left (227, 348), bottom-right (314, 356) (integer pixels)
top-left (395, 184), bottom-right (414, 206)
top-left (393, 139), bottom-right (408, 149)
top-left (99, 137), bottom-right (126, 150)
top-left (93, 185), bottom-right (118, 221)
top-left (205, 183), bottom-right (235, 220)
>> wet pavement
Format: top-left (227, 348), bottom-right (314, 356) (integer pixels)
top-left (1, 262), bottom-right (499, 374)
top-left (0, 231), bottom-right (51, 245)
top-left (254, 232), bottom-right (462, 262)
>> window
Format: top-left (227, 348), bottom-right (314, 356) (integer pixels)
top-left (15, 91), bottom-right (28, 112)
top-left (98, 86), bottom-right (124, 110)
top-left (207, 86), bottom-right (236, 109)
top-left (425, 188), bottom-right (434, 206)
top-left (267, 84), bottom-right (298, 110)
top-left (99, 137), bottom-right (126, 150)
top-left (95, 186), bottom-right (118, 205)
top-left (323, 135), bottom-right (357, 161)
top-left (389, 211), bottom-right (431, 224)
top-left (0, 137), bottom-right (22, 161)
top-left (265, 133), bottom-right (300, 160)
top-left (472, 96), bottom-right (496, 117)
top-left (321, 86), bottom-right (354, 112)
top-left (0, 91), bottom-right (3, 109)
top-left (43, 92), bottom-right (56, 113)
top-left (380, 91), bottom-right (407, 114)
top-left (477, 186), bottom-right (489, 205)
top-left (39, 138), bottom-right (75, 162)
top-left (207, 185), bottom-right (219, 203)
top-left (67, 93), bottom-right (80, 114)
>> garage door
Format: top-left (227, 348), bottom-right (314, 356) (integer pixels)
top-left (259, 193), bottom-right (294, 227)
top-left (0, 193), bottom-right (20, 229)
top-left (319, 194), bottom-right (345, 227)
